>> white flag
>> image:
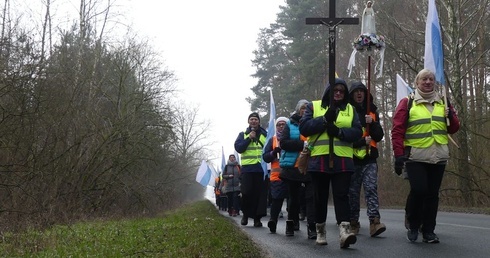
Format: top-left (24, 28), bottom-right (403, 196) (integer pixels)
top-left (195, 160), bottom-right (212, 187)
top-left (221, 146), bottom-right (226, 172)
top-left (396, 74), bottom-right (413, 106)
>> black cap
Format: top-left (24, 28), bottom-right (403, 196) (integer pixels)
top-left (248, 112), bottom-right (260, 122)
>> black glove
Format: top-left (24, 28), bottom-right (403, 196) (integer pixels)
top-left (326, 123), bottom-right (340, 137)
top-left (324, 106), bottom-right (337, 122)
top-left (394, 156), bottom-right (407, 175)
top-left (272, 147), bottom-right (281, 156)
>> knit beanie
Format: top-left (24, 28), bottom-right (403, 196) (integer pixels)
top-left (248, 112), bottom-right (260, 122)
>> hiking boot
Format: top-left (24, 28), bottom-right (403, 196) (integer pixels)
top-left (407, 229), bottom-right (418, 242)
top-left (315, 223), bottom-right (328, 245)
top-left (294, 220), bottom-right (300, 231)
top-left (231, 209), bottom-right (238, 217)
top-left (285, 220), bottom-right (294, 236)
top-left (339, 222), bottom-right (357, 249)
top-left (422, 232), bottom-right (440, 243)
top-left (253, 218), bottom-right (263, 227)
top-left (241, 216), bottom-right (248, 226)
top-left (307, 223), bottom-right (317, 239)
top-left (369, 217), bottom-right (386, 237)
top-left (268, 220), bottom-right (277, 233)
top-left (350, 220), bottom-right (360, 235)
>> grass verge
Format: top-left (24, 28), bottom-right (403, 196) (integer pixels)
top-left (0, 200), bottom-right (267, 258)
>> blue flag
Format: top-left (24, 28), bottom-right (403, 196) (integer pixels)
top-left (424, 0), bottom-right (445, 85)
top-left (261, 89), bottom-right (276, 178)
top-left (195, 160), bottom-right (212, 187)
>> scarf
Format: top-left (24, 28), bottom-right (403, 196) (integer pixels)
top-left (415, 88), bottom-right (438, 104)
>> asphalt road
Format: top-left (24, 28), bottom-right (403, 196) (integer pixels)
top-left (205, 189), bottom-right (490, 258)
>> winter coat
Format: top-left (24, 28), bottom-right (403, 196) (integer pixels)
top-left (278, 113), bottom-right (311, 182)
top-left (299, 78), bottom-right (362, 174)
top-left (349, 81), bottom-right (384, 165)
top-left (222, 161), bottom-right (241, 193)
top-left (391, 91), bottom-right (460, 163)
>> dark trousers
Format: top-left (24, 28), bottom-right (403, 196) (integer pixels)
top-left (240, 172), bottom-right (266, 219)
top-left (299, 184), bottom-right (306, 215)
top-left (405, 162), bottom-right (445, 233)
top-left (304, 181), bottom-right (316, 224)
top-left (270, 198), bottom-right (285, 222)
top-left (226, 191), bottom-right (241, 212)
top-left (311, 172), bottom-right (351, 224)
top-left (286, 181), bottom-right (301, 222)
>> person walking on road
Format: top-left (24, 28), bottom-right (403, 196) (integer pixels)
top-left (222, 154), bottom-right (241, 217)
top-left (279, 99), bottom-right (317, 239)
top-left (300, 78), bottom-right (362, 248)
top-left (262, 116), bottom-right (289, 234)
top-left (392, 69), bottom-right (460, 243)
top-left (235, 112), bottom-right (268, 227)
top-left (348, 81), bottom-right (386, 237)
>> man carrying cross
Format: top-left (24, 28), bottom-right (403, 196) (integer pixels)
top-left (299, 1), bottom-right (362, 249)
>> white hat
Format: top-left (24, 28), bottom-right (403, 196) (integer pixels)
top-left (275, 116), bottom-right (289, 125)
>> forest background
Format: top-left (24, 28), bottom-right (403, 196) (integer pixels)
top-left (0, 0), bottom-right (488, 233)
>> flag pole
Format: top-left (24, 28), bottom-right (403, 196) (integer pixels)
top-left (366, 54), bottom-right (372, 154)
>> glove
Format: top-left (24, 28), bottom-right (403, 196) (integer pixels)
top-left (272, 147), bottom-right (281, 156)
top-left (323, 106), bottom-right (337, 122)
top-left (326, 123), bottom-right (340, 137)
top-left (394, 156), bottom-right (407, 175)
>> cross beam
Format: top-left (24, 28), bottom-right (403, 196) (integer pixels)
top-left (306, 1), bottom-right (359, 168)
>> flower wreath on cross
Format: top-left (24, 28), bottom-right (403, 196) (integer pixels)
top-left (353, 33), bottom-right (386, 51)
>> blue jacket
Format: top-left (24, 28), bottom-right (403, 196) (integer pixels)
top-left (280, 120), bottom-right (301, 167)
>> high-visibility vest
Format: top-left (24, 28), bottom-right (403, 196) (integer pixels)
top-left (404, 101), bottom-right (448, 147)
top-left (353, 112), bottom-right (378, 159)
top-left (270, 136), bottom-right (281, 182)
top-left (241, 132), bottom-right (266, 165)
top-left (309, 100), bottom-right (354, 157)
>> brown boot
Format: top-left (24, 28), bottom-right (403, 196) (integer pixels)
top-left (350, 220), bottom-right (360, 235)
top-left (369, 217), bottom-right (386, 237)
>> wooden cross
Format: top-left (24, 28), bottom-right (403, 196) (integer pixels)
top-left (306, 1), bottom-right (359, 168)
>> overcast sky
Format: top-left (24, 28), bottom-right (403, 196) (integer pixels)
top-left (126, 0), bottom-right (285, 168)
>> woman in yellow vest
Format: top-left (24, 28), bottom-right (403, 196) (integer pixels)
top-left (299, 78), bottom-right (362, 249)
top-left (234, 112), bottom-right (268, 227)
top-left (392, 69), bottom-right (460, 244)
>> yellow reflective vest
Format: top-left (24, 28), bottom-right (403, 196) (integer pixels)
top-left (309, 100), bottom-right (354, 157)
top-left (404, 101), bottom-right (448, 148)
top-left (241, 132), bottom-right (267, 165)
